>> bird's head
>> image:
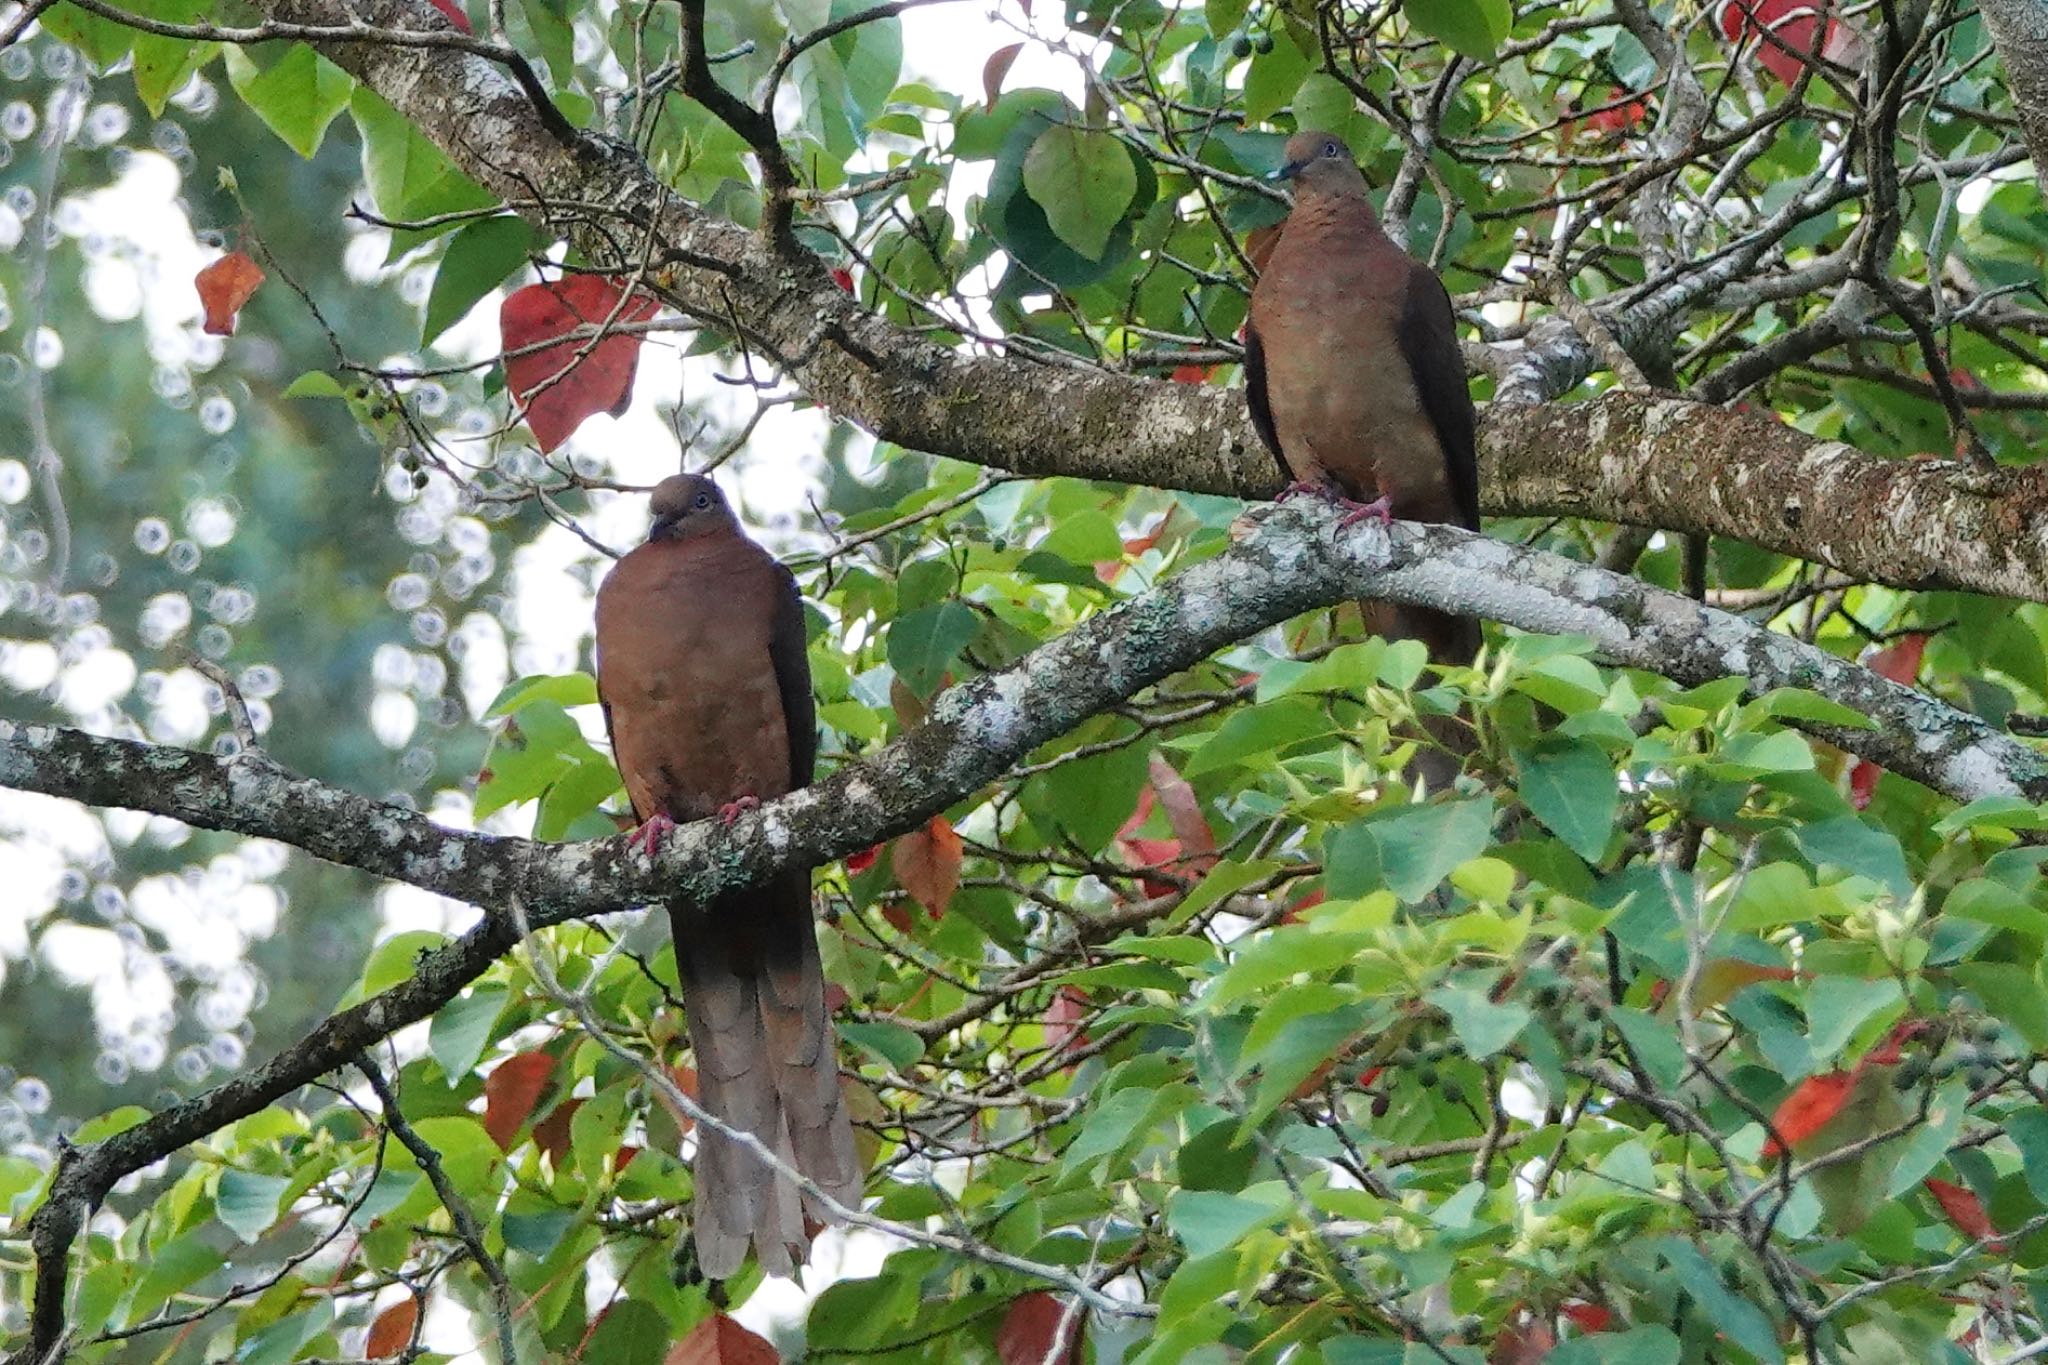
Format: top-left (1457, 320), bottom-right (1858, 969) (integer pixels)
top-left (646, 474), bottom-right (738, 542)
top-left (1274, 129), bottom-right (1370, 199)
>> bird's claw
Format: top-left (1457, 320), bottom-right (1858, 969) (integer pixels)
top-left (628, 812), bottom-right (676, 858)
top-left (718, 795), bottom-right (761, 827)
top-left (1277, 480), bottom-right (1330, 503)
top-left (1336, 494), bottom-right (1395, 530)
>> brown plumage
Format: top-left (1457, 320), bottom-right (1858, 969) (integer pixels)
top-left (593, 473), bottom-right (859, 1279)
top-left (1245, 129), bottom-right (1482, 671)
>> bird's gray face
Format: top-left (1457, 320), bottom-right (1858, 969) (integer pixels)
top-left (1274, 133), bottom-right (1366, 197)
top-left (647, 477), bottom-right (736, 542)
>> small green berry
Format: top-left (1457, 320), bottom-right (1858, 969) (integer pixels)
top-left (1253, 31), bottom-right (1275, 53)
top-left (1231, 34), bottom-right (1253, 58)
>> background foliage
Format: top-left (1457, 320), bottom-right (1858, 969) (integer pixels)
top-left (4, 0), bottom-right (2048, 1359)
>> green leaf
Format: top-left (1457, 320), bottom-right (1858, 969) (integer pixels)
top-left (1330, 798), bottom-right (1495, 903)
top-left (840, 1019), bottom-right (924, 1071)
top-left (1514, 737), bottom-right (1618, 863)
top-left (2007, 1107), bottom-right (2048, 1204)
top-left (1406, 0), bottom-right (1512, 58)
top-left (130, 0), bottom-right (216, 118)
top-left (350, 87), bottom-right (496, 233)
top-left (38, 3), bottom-right (135, 71)
top-left (424, 216), bottom-right (537, 346)
top-left (359, 930), bottom-right (450, 998)
top-left (888, 600), bottom-right (979, 697)
top-left (1424, 986), bottom-right (1531, 1060)
top-left (1953, 962), bottom-right (2048, 1048)
top-left (1609, 1006), bottom-right (1688, 1088)
top-left (1656, 1238), bottom-right (1785, 1365)
top-left (1205, 0), bottom-right (1249, 36)
top-left (1804, 976), bottom-right (1904, 1063)
top-left (1183, 696), bottom-right (1329, 776)
top-left (1021, 122), bottom-right (1139, 261)
top-left (216, 1168), bottom-right (290, 1243)
top-left (224, 43), bottom-right (354, 157)
top-left (281, 370), bottom-right (348, 400)
top-left (127, 1233), bottom-right (227, 1326)
top-left (1754, 686), bottom-right (1880, 730)
top-left (486, 672), bottom-right (598, 719)
top-left (1167, 1189), bottom-right (1280, 1258)
top-left (429, 985), bottom-right (509, 1084)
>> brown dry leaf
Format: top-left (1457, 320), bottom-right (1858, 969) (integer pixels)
top-left (893, 813), bottom-right (963, 917)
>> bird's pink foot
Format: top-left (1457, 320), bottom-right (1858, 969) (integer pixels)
top-left (1277, 480), bottom-right (1330, 502)
top-left (1336, 494), bottom-right (1395, 529)
top-left (717, 795), bottom-right (761, 827)
top-left (628, 812), bottom-right (676, 858)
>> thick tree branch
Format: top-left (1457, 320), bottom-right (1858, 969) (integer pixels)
top-left (253, 0), bottom-right (2048, 608)
top-left (6, 501), bottom-right (2044, 1362)
top-left (1977, 0), bottom-right (2048, 200)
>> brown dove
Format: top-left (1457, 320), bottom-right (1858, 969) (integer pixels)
top-left (1245, 129), bottom-right (1482, 671)
top-left (593, 473), bottom-right (860, 1279)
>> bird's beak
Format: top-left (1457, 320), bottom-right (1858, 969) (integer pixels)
top-left (647, 513), bottom-right (678, 542)
top-left (1270, 157), bottom-right (1307, 182)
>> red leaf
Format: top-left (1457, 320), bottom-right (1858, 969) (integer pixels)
top-left (426, 0), bottom-right (472, 31)
top-left (846, 843), bottom-right (880, 874)
top-left (532, 1096), bottom-right (583, 1164)
top-left (1149, 753), bottom-right (1214, 856)
top-left (1761, 1070), bottom-right (1856, 1158)
top-left (653, 1065), bottom-right (700, 1135)
top-left (500, 276), bottom-right (661, 453)
top-left (983, 42), bottom-right (1025, 110)
top-left (1170, 363), bottom-right (1215, 384)
top-left (1850, 633), bottom-right (1928, 807)
top-left (1559, 1301), bottom-right (1612, 1334)
top-left (829, 266), bottom-right (855, 294)
top-left (664, 1312), bottom-right (781, 1365)
top-left (617, 1144), bottom-right (640, 1171)
top-left (996, 1292), bottom-right (1083, 1365)
top-left (483, 1050), bottom-right (557, 1150)
top-left (1045, 985), bottom-right (1090, 1057)
top-left (1925, 1177), bottom-right (2002, 1247)
top-left (893, 814), bottom-right (963, 917)
top-left (365, 1298), bottom-right (419, 1359)
top-left (1716, 0), bottom-right (1862, 86)
top-left (196, 251), bottom-right (265, 336)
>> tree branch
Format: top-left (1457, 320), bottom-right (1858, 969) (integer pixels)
top-left (6, 500), bottom-right (2044, 1361)
top-left (252, 0), bottom-right (2048, 608)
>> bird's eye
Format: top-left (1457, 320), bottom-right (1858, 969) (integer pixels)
top-left (692, 492), bottom-right (712, 509)
top-left (1322, 139), bottom-right (1341, 158)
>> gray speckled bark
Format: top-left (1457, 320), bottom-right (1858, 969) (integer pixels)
top-left (1981, 0), bottom-right (2048, 199)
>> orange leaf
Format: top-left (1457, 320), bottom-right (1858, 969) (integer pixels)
top-left (196, 251), bottom-right (265, 336)
top-left (1761, 1070), bottom-right (1856, 1158)
top-left (533, 1096), bottom-right (583, 1164)
top-left (1169, 363), bottom-right (1214, 384)
top-left (483, 1050), bottom-right (556, 1150)
top-left (1148, 753), bottom-right (1215, 856)
top-left (995, 1291), bottom-right (1083, 1365)
top-left (983, 42), bottom-right (1025, 109)
top-left (1925, 1177), bottom-right (2002, 1246)
top-left (500, 276), bottom-right (660, 453)
top-left (893, 814), bottom-right (963, 917)
top-left (665, 1313), bottom-right (781, 1364)
top-left (652, 1064), bottom-right (700, 1135)
top-left (365, 1297), bottom-right (419, 1359)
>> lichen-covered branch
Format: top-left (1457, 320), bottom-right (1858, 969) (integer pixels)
top-left (244, 0), bottom-right (2048, 607)
top-left (1979, 0), bottom-right (2048, 200)
top-left (5, 499), bottom-right (2043, 1363)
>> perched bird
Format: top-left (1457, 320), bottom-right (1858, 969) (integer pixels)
top-left (1244, 129), bottom-right (1483, 672)
top-left (593, 473), bottom-right (860, 1279)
